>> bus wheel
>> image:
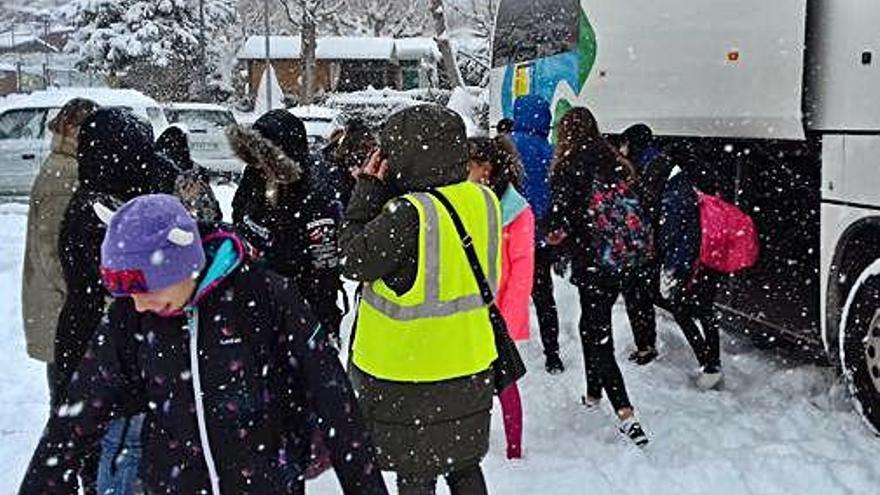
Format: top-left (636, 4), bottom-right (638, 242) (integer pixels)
top-left (840, 261), bottom-right (880, 435)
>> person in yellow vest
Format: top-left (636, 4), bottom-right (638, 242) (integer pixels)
top-left (341, 105), bottom-right (500, 495)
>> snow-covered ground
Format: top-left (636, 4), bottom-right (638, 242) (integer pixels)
top-left (0, 195), bottom-right (877, 494)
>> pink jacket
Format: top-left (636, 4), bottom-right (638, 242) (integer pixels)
top-left (496, 186), bottom-right (535, 342)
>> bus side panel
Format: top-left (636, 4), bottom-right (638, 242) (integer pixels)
top-left (806, 0), bottom-right (880, 132)
top-left (489, 0), bottom-right (808, 140)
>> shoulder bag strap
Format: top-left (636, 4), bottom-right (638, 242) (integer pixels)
top-left (425, 189), bottom-right (494, 306)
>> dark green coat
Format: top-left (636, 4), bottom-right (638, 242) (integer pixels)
top-left (340, 105), bottom-right (494, 477)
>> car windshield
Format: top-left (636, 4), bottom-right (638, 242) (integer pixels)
top-left (0, 108), bottom-right (49, 140)
top-left (165, 109), bottom-right (235, 131)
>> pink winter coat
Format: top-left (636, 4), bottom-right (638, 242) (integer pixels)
top-left (496, 186), bottom-right (535, 341)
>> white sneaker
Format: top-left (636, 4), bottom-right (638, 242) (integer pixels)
top-left (696, 370), bottom-right (723, 391)
top-left (618, 416), bottom-right (649, 448)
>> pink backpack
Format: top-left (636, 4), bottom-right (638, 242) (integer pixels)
top-left (696, 191), bottom-right (759, 273)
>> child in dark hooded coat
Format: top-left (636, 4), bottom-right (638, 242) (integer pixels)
top-left (230, 110), bottom-right (343, 346)
top-left (156, 125), bottom-right (222, 223)
top-left (20, 194), bottom-right (387, 495)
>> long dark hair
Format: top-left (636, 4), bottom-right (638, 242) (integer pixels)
top-left (467, 136), bottom-right (524, 197)
top-left (552, 107), bottom-right (636, 183)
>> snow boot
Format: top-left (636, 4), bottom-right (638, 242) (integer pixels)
top-left (545, 352), bottom-right (565, 375)
top-left (696, 366), bottom-right (723, 391)
top-left (581, 395), bottom-right (602, 410)
top-left (618, 417), bottom-right (649, 448)
top-left (628, 346), bottom-right (658, 365)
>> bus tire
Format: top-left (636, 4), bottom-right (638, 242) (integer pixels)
top-left (839, 259), bottom-right (880, 435)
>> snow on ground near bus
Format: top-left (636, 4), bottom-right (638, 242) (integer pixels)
top-left (0, 193), bottom-right (877, 494)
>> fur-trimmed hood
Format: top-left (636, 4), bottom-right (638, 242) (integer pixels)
top-left (227, 124), bottom-right (303, 185)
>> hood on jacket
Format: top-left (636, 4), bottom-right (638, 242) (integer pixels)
top-left (512, 95), bottom-right (552, 138)
top-left (379, 105), bottom-right (468, 192)
top-left (500, 185), bottom-right (530, 227)
top-left (77, 108), bottom-right (178, 199)
top-left (621, 123), bottom-right (656, 166)
top-left (227, 123), bottom-right (303, 186)
top-left (192, 229), bottom-right (248, 306)
top-left (157, 125), bottom-right (195, 171)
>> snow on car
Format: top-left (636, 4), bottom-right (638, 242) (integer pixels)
top-left (0, 88), bottom-right (168, 195)
top-left (288, 105), bottom-right (344, 148)
top-left (162, 103), bottom-right (244, 175)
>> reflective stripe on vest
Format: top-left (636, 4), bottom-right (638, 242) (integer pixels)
top-left (353, 182), bottom-right (500, 382)
top-left (360, 185), bottom-right (500, 320)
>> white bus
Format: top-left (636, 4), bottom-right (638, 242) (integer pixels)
top-left (490, 0), bottom-right (880, 433)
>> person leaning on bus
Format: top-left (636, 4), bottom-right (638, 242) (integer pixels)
top-left (341, 105), bottom-right (500, 495)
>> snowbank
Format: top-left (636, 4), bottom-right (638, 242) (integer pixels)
top-left (0, 192), bottom-right (877, 494)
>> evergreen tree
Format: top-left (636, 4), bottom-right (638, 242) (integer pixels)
top-left (63, 0), bottom-right (235, 100)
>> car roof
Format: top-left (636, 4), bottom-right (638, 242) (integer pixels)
top-left (0, 88), bottom-right (161, 112)
top-left (164, 102), bottom-right (232, 113)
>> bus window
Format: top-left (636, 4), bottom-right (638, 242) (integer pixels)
top-left (492, 0), bottom-right (580, 68)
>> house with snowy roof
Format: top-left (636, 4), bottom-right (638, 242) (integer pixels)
top-left (237, 36), bottom-right (440, 99)
top-left (0, 26), bottom-right (89, 95)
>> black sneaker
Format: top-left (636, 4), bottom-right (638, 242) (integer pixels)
top-left (545, 352), bottom-right (564, 375)
top-left (628, 347), bottom-right (658, 365)
top-left (619, 417), bottom-right (649, 448)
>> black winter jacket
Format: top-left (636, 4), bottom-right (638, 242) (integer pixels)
top-left (54, 108), bottom-right (177, 401)
top-left (230, 112), bottom-right (343, 339)
top-left (233, 165), bottom-right (343, 336)
top-left (21, 231), bottom-right (387, 495)
top-left (630, 145), bottom-right (677, 232)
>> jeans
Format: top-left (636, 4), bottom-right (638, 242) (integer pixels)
top-left (98, 414), bottom-right (145, 495)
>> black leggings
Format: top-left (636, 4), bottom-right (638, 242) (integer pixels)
top-left (578, 284), bottom-right (633, 413)
top-left (673, 312), bottom-right (721, 370)
top-left (623, 264), bottom-right (657, 352)
top-left (397, 464), bottom-right (488, 495)
top-left (533, 245), bottom-right (560, 355)
top-left (666, 270), bottom-right (723, 371)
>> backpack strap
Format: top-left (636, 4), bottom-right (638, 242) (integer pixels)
top-left (425, 189), bottom-right (494, 306)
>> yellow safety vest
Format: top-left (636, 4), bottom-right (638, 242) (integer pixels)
top-left (353, 181), bottom-right (501, 382)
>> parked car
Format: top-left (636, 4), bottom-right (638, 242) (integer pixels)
top-left (162, 103), bottom-right (244, 175)
top-left (288, 105), bottom-right (345, 143)
top-left (0, 88), bottom-right (168, 195)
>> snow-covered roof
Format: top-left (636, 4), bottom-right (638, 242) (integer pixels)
top-left (239, 36), bottom-right (437, 62)
top-left (238, 36), bottom-right (395, 61)
top-left (0, 26), bottom-right (72, 51)
top-left (0, 87), bottom-right (160, 110)
top-left (0, 32), bottom-right (37, 50)
top-left (395, 38), bottom-right (440, 62)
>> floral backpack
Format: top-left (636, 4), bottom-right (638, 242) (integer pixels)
top-left (588, 181), bottom-right (654, 274)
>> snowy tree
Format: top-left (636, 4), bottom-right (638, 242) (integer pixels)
top-left (446, 0), bottom-right (496, 87)
top-left (276, 0), bottom-right (346, 104)
top-left (0, 0), bottom-right (61, 30)
top-left (62, 0), bottom-right (236, 101)
top-left (429, 0), bottom-right (464, 88)
top-left (330, 0), bottom-right (431, 38)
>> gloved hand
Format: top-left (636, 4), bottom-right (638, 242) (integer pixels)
top-left (659, 267), bottom-right (678, 300)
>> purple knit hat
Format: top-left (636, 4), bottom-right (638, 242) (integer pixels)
top-left (100, 194), bottom-right (206, 296)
